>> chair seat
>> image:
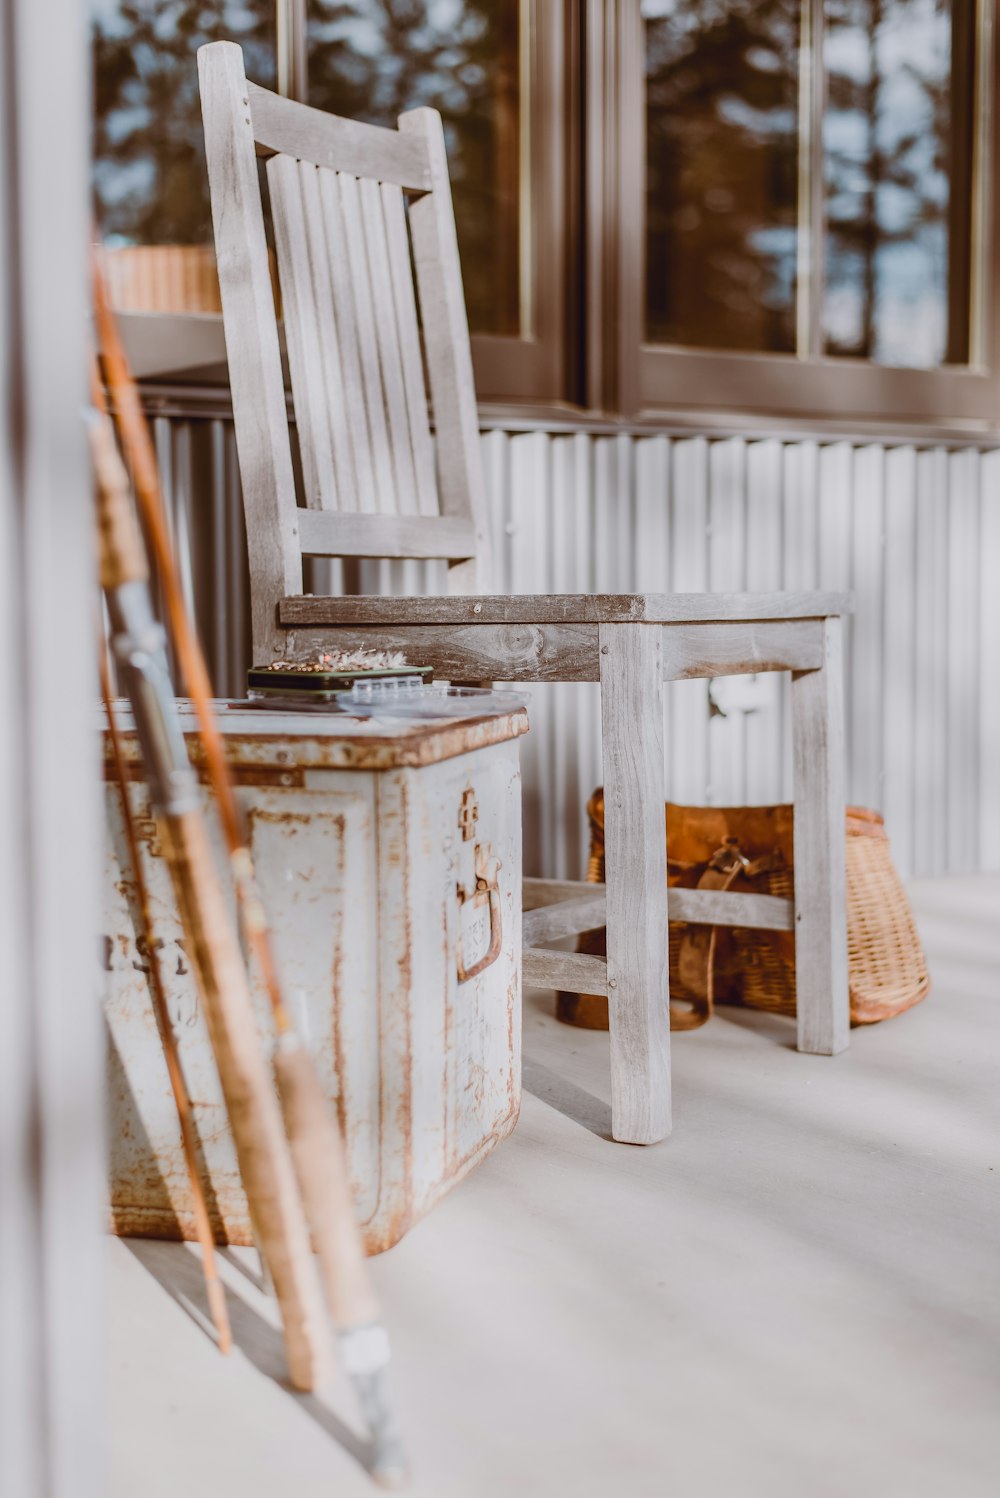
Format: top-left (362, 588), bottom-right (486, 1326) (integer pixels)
top-left (279, 590), bottom-right (851, 628)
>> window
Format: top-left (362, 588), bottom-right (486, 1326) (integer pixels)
top-left (93, 0), bottom-right (567, 403)
top-left (627, 0), bottom-right (997, 423)
top-left (92, 1), bottom-right (1000, 428)
top-left (94, 1), bottom-right (277, 247)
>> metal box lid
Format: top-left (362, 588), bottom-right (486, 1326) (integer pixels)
top-left (103, 699), bottom-right (529, 772)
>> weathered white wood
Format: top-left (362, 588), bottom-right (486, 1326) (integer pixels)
top-left (296, 161), bottom-right (357, 510)
top-left (600, 624), bottom-right (671, 1144)
top-left (279, 591), bottom-right (851, 626)
top-left (524, 947), bottom-right (609, 995)
top-left (359, 176), bottom-right (419, 515)
top-left (199, 42), bottom-right (302, 661)
top-left (522, 892), bottom-right (608, 944)
top-left (523, 875), bottom-right (594, 906)
top-left (247, 80), bottom-right (432, 191)
top-left (338, 171), bottom-right (396, 516)
top-left (522, 881), bottom-right (792, 935)
top-left (399, 106), bottom-right (490, 589)
top-left (297, 509), bottom-right (476, 560)
top-left (316, 166), bottom-right (375, 513)
top-left (882, 446), bottom-right (917, 872)
top-left (201, 50), bottom-right (862, 1153)
top-left (284, 622), bottom-right (601, 683)
top-left (791, 616), bottom-right (849, 1055)
top-left (381, 182), bottom-right (439, 517)
top-left (672, 887), bottom-right (794, 930)
top-left (979, 451), bottom-right (1000, 871)
top-left (267, 154), bottom-right (339, 510)
top-left (661, 620), bottom-right (825, 679)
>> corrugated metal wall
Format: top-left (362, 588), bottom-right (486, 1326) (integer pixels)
top-left (154, 414), bottom-right (1000, 881)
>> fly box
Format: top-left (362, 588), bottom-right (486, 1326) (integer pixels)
top-left (103, 700), bottom-right (526, 1253)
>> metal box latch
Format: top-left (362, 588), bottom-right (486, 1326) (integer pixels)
top-left (456, 786), bottom-right (503, 983)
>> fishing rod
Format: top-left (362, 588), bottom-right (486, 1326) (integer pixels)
top-left (93, 252), bottom-right (407, 1485)
top-left (90, 369), bottom-right (330, 1395)
top-left (99, 640), bottom-right (232, 1356)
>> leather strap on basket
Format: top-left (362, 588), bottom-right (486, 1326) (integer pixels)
top-left (674, 839), bottom-right (782, 1030)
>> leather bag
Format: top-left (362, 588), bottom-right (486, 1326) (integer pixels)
top-left (557, 796), bottom-right (930, 1032)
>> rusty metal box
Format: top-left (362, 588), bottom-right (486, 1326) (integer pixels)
top-left (103, 702), bottom-right (526, 1253)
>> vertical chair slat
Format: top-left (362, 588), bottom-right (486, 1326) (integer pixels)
top-left (337, 171), bottom-right (396, 515)
top-left (399, 106), bottom-right (491, 590)
top-left (381, 182), bottom-right (439, 518)
top-left (298, 160), bottom-right (358, 511)
top-left (267, 153), bottom-right (339, 510)
top-left (317, 167), bottom-right (377, 514)
top-left (359, 176), bottom-right (419, 515)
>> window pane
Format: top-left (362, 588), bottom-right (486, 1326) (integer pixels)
top-left (644, 0), bottom-right (802, 353)
top-left (93, 1), bottom-right (276, 246)
top-left (307, 0), bottom-right (522, 338)
top-left (824, 0), bottom-right (973, 366)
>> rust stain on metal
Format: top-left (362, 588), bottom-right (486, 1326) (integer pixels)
top-left (104, 717), bottom-right (522, 1258)
top-left (391, 775), bottom-right (414, 1214)
top-left (103, 706), bottom-right (527, 777)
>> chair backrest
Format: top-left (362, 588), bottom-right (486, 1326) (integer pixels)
top-left (198, 41), bottom-right (491, 662)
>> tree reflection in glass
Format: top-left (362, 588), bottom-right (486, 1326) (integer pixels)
top-left (644, 0), bottom-right (976, 369)
top-left (644, 0), bottom-right (802, 354)
top-left (93, 0), bottom-right (276, 246)
top-left (308, 0), bottom-right (522, 338)
top-left (824, 0), bottom-right (973, 367)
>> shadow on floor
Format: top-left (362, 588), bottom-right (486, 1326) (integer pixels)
top-left (521, 1056), bottom-right (613, 1140)
top-left (123, 1237), bottom-right (377, 1477)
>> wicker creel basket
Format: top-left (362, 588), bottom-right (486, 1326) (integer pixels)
top-left (557, 795), bottom-right (930, 1031)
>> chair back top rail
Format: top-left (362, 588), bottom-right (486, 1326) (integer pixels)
top-left (247, 81), bottom-right (432, 192)
top-left (199, 40), bottom-right (490, 661)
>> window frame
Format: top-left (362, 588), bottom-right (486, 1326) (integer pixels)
top-left (466, 0), bottom-right (571, 401)
top-left (606, 0), bottom-right (1000, 429)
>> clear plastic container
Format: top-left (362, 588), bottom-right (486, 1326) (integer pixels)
top-left (346, 681), bottom-right (529, 718)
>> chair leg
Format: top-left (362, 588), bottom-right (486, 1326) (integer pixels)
top-left (791, 616), bottom-right (849, 1054)
top-left (599, 624), bottom-right (671, 1144)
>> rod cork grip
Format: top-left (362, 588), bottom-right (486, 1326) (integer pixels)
top-left (272, 1037), bottom-right (381, 1329)
top-left (89, 410), bottom-right (149, 590)
top-left (159, 807), bottom-right (332, 1392)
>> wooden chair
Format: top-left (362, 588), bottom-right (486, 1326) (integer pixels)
top-left (199, 41), bottom-right (851, 1147)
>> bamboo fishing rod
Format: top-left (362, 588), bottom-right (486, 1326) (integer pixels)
top-left (94, 253), bottom-right (407, 1485)
top-left (90, 369), bottom-right (330, 1395)
top-left (100, 639), bottom-right (232, 1355)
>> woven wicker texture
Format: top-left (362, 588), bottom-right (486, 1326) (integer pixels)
top-left (560, 796), bottom-right (929, 1030)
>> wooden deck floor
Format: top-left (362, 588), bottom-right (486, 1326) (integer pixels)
top-left (109, 876), bottom-right (999, 1498)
